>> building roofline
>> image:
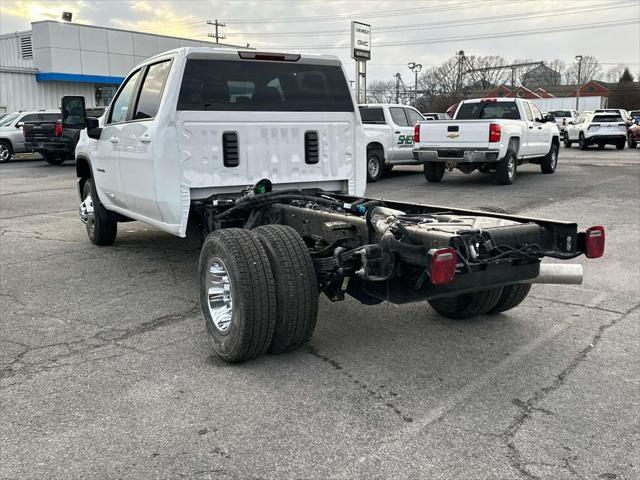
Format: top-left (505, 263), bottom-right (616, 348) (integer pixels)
top-left (0, 30), bottom-right (32, 40)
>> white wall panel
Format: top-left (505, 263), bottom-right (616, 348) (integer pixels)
top-left (46, 22), bottom-right (80, 49)
top-left (108, 53), bottom-right (135, 77)
top-left (49, 48), bottom-right (82, 73)
top-left (0, 72), bottom-right (98, 112)
top-left (107, 30), bottom-right (134, 55)
top-left (79, 25), bottom-right (108, 52)
top-left (0, 33), bottom-right (35, 69)
top-left (157, 37), bottom-right (180, 53)
top-left (81, 51), bottom-right (110, 76)
top-left (133, 34), bottom-right (157, 57)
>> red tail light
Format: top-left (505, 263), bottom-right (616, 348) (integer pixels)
top-left (414, 124), bottom-right (420, 143)
top-left (585, 226), bottom-right (605, 259)
top-left (489, 123), bottom-right (501, 143)
top-left (54, 123), bottom-right (63, 137)
top-left (428, 247), bottom-right (457, 285)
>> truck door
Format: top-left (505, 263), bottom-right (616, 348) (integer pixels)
top-left (93, 69), bottom-right (142, 210)
top-left (528, 102), bottom-right (549, 156)
top-left (118, 60), bottom-right (171, 221)
top-left (404, 107), bottom-right (424, 155)
top-left (388, 107), bottom-right (414, 161)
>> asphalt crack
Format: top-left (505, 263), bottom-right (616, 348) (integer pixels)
top-left (307, 345), bottom-right (414, 423)
top-left (502, 302), bottom-right (640, 479)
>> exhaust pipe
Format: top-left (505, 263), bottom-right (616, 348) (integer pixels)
top-left (526, 264), bottom-right (583, 285)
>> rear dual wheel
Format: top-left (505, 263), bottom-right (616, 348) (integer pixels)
top-left (199, 226), bottom-right (318, 362)
top-left (428, 284), bottom-right (532, 319)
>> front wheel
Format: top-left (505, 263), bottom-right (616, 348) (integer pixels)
top-left (578, 134), bottom-right (588, 150)
top-left (496, 150), bottom-right (517, 185)
top-left (429, 289), bottom-right (503, 319)
top-left (0, 141), bottom-right (12, 162)
top-left (81, 178), bottom-right (117, 245)
top-left (423, 162), bottom-right (445, 183)
top-left (563, 136), bottom-right (572, 148)
top-left (199, 229), bottom-right (277, 363)
top-left (540, 143), bottom-right (558, 174)
top-left (367, 151), bottom-right (383, 182)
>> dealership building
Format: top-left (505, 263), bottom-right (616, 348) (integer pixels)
top-left (0, 20), bottom-right (239, 113)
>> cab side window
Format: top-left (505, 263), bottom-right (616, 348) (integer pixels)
top-left (404, 108), bottom-right (423, 126)
top-left (530, 103), bottom-right (543, 122)
top-left (108, 70), bottom-right (141, 124)
top-left (389, 107), bottom-right (409, 126)
top-left (523, 102), bottom-right (534, 122)
top-left (134, 60), bottom-right (172, 120)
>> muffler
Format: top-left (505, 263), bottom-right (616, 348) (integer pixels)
top-left (526, 264), bottom-right (583, 285)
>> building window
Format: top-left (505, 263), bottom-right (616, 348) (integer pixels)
top-left (95, 85), bottom-right (117, 107)
top-left (19, 36), bottom-right (32, 59)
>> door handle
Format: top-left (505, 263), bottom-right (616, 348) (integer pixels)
top-left (109, 136), bottom-right (119, 144)
top-left (138, 135), bottom-right (151, 144)
top-left (537, 126), bottom-right (542, 130)
top-left (394, 131), bottom-right (401, 134)
top-left (529, 126), bottom-right (534, 129)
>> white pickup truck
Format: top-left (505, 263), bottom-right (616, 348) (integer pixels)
top-left (359, 103), bottom-right (425, 182)
top-left (60, 48), bottom-right (603, 363)
top-left (413, 98), bottom-right (560, 185)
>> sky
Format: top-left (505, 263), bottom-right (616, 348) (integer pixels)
top-left (1, 0), bottom-right (639, 83)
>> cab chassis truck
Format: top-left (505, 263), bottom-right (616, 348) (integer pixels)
top-left (62, 48), bottom-right (605, 363)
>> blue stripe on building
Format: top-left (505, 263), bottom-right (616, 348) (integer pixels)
top-left (36, 72), bottom-right (124, 85)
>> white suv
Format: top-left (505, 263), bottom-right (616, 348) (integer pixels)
top-left (564, 112), bottom-right (627, 150)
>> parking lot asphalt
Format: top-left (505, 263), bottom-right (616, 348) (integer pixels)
top-left (1, 146), bottom-right (639, 480)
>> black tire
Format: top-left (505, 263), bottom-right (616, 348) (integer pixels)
top-left (367, 150), bottom-right (383, 182)
top-left (198, 229), bottom-right (277, 362)
top-left (429, 288), bottom-right (503, 320)
top-left (42, 153), bottom-right (65, 165)
top-left (424, 162), bottom-right (445, 183)
top-left (253, 225), bottom-right (319, 353)
top-left (578, 133), bottom-right (588, 150)
top-left (615, 141), bottom-right (625, 150)
top-left (383, 164), bottom-right (394, 173)
top-left (628, 136), bottom-right (637, 149)
top-left (563, 136), bottom-right (572, 148)
top-left (488, 284), bottom-right (532, 314)
top-left (0, 140), bottom-right (12, 163)
top-left (596, 143), bottom-right (605, 150)
top-left (540, 143), bottom-right (558, 174)
top-left (496, 150), bottom-right (517, 185)
top-left (82, 178), bottom-right (117, 246)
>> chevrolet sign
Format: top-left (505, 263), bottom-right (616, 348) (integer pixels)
top-left (351, 21), bottom-right (371, 61)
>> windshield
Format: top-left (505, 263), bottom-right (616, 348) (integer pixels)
top-left (593, 115), bottom-right (623, 123)
top-left (549, 110), bottom-right (572, 117)
top-left (455, 101), bottom-right (520, 120)
top-left (177, 59), bottom-right (354, 112)
top-left (0, 114), bottom-right (18, 126)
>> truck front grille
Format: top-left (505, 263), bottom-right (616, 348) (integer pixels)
top-left (222, 132), bottom-right (239, 167)
top-left (305, 131), bottom-right (319, 164)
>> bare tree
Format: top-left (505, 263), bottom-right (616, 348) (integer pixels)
top-left (605, 64), bottom-right (630, 83)
top-left (367, 80), bottom-right (397, 103)
top-left (464, 55), bottom-right (511, 88)
top-left (546, 59), bottom-right (566, 85)
top-left (565, 56), bottom-right (603, 84)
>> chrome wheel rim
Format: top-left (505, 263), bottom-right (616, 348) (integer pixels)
top-left (508, 156), bottom-right (516, 179)
top-left (0, 145), bottom-right (9, 162)
top-left (367, 157), bottom-right (380, 178)
top-left (551, 149), bottom-right (557, 169)
top-left (207, 258), bottom-right (233, 333)
top-left (80, 193), bottom-right (95, 233)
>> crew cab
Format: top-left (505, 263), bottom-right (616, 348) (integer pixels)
top-left (359, 103), bottom-right (424, 182)
top-left (23, 107), bottom-right (105, 165)
top-left (413, 98), bottom-right (560, 185)
top-left (0, 110), bottom-right (60, 163)
top-left (62, 48), bottom-right (604, 364)
top-left (564, 112), bottom-right (627, 150)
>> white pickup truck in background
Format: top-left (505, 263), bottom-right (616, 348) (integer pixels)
top-left (413, 98), bottom-right (560, 185)
top-left (359, 104), bottom-right (425, 182)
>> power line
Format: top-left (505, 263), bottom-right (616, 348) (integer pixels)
top-left (223, 0), bottom-right (515, 24)
top-left (223, 0), bottom-right (634, 37)
top-left (254, 18), bottom-right (638, 50)
top-left (206, 19), bottom-right (226, 43)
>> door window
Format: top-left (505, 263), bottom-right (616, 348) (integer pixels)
top-left (389, 107), bottom-right (409, 126)
top-left (530, 103), bottom-right (543, 122)
top-left (523, 102), bottom-right (534, 122)
top-left (108, 70), bottom-right (141, 124)
top-left (40, 113), bottom-right (61, 122)
top-left (404, 108), bottom-right (423, 126)
top-left (134, 60), bottom-right (172, 120)
top-left (19, 114), bottom-right (39, 124)
top-left (358, 107), bottom-right (385, 124)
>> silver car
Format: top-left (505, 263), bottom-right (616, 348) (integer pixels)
top-left (0, 111), bottom-right (60, 162)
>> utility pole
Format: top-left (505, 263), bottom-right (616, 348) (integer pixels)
top-left (206, 19), bottom-right (226, 43)
top-left (456, 50), bottom-right (465, 95)
top-left (408, 62), bottom-right (422, 107)
top-left (575, 55), bottom-right (583, 112)
top-left (394, 73), bottom-right (401, 104)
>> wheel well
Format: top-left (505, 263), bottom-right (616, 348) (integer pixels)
top-left (508, 137), bottom-right (520, 155)
top-left (551, 136), bottom-right (560, 148)
top-left (366, 142), bottom-right (384, 160)
top-left (0, 138), bottom-right (13, 151)
top-left (76, 156), bottom-right (92, 195)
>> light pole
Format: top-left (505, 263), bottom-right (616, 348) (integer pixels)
top-left (408, 62), bottom-right (422, 107)
top-left (575, 55), bottom-right (583, 112)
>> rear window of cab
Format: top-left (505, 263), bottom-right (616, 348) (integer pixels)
top-left (455, 101), bottom-right (521, 120)
top-left (177, 59), bottom-right (354, 112)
